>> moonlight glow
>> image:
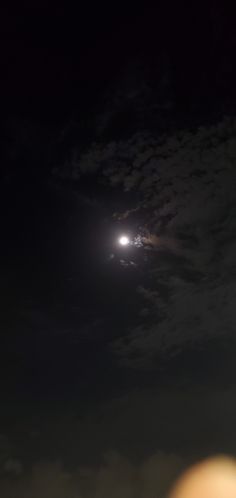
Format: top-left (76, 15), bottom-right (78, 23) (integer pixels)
top-left (119, 235), bottom-right (130, 246)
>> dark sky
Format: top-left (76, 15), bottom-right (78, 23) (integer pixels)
top-left (1, 2), bottom-right (236, 496)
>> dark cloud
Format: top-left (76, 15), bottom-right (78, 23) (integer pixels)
top-left (0, 452), bottom-right (184, 498)
top-left (55, 116), bottom-right (236, 368)
top-left (1, 384), bottom-right (236, 496)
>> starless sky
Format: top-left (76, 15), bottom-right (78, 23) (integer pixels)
top-left (1, 1), bottom-right (236, 496)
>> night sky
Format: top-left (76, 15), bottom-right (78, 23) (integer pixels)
top-left (1, 2), bottom-right (236, 496)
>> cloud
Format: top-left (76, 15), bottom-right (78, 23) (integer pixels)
top-left (0, 453), bottom-right (184, 498)
top-left (95, 116), bottom-right (236, 366)
top-left (113, 279), bottom-right (236, 368)
top-left (56, 115), bottom-right (236, 367)
top-left (89, 451), bottom-right (183, 498)
top-left (1, 383), bottom-right (235, 496)
top-left (0, 462), bottom-right (76, 498)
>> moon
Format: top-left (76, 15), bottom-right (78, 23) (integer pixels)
top-left (119, 235), bottom-right (130, 246)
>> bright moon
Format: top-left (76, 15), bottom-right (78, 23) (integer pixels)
top-left (119, 235), bottom-right (130, 246)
